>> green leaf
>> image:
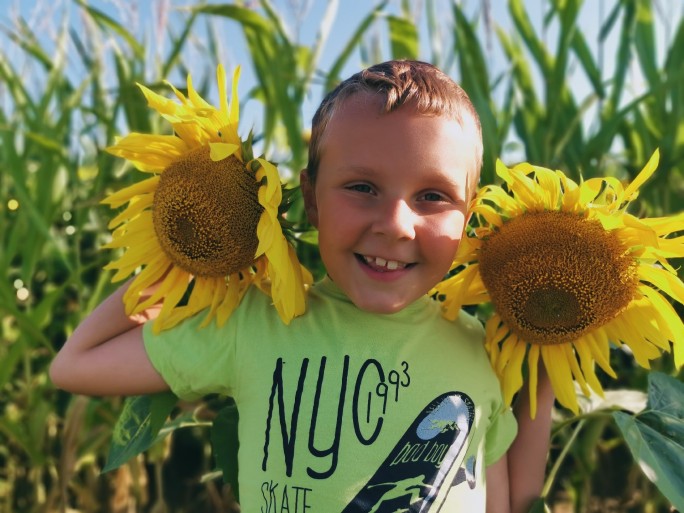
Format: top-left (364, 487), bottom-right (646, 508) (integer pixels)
top-left (508, 0), bottom-right (552, 75)
top-left (325, 1), bottom-right (387, 92)
top-left (0, 417), bottom-right (40, 463)
top-left (527, 497), bottom-right (551, 513)
top-left (634, 0), bottom-right (659, 89)
top-left (75, 0), bottom-right (145, 60)
top-left (570, 29), bottom-right (604, 97)
top-left (603, 0), bottom-right (635, 120)
top-left (645, 371), bottom-right (684, 418)
top-left (103, 391), bottom-right (178, 472)
top-left (162, 10), bottom-right (199, 78)
top-left (1, 17), bottom-right (54, 71)
top-left (305, 0), bottom-right (339, 83)
top-left (211, 399), bottom-right (240, 502)
top-left (193, 4), bottom-right (271, 31)
top-left (0, 338), bottom-right (25, 392)
top-left (613, 372), bottom-right (684, 511)
top-left (113, 52), bottom-right (151, 134)
top-left (452, 4), bottom-right (490, 95)
top-left (387, 15), bottom-right (419, 60)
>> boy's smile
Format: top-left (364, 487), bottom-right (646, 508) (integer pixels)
top-left (302, 92), bottom-right (477, 314)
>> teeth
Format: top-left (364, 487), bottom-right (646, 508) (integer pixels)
top-left (363, 255), bottom-right (405, 270)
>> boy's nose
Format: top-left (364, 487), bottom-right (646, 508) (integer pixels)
top-left (372, 199), bottom-right (417, 240)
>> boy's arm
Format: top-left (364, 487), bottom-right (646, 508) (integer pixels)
top-left (486, 365), bottom-right (555, 513)
top-left (50, 279), bottom-right (169, 396)
top-left (485, 455), bottom-right (511, 513)
top-left (509, 364), bottom-right (555, 512)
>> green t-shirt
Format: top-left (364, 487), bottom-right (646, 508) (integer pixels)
top-left (144, 277), bottom-right (517, 512)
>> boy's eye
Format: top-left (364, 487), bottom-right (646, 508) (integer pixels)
top-left (347, 183), bottom-right (374, 194)
top-left (420, 191), bottom-right (447, 202)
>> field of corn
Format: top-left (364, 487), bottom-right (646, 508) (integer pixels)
top-left (1, 0), bottom-right (683, 512)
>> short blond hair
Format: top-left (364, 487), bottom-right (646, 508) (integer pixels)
top-left (306, 60), bottom-right (483, 194)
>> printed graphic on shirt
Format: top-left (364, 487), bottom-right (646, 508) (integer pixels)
top-left (259, 356), bottom-right (476, 512)
top-left (262, 356), bottom-right (411, 478)
top-left (342, 391), bottom-right (474, 512)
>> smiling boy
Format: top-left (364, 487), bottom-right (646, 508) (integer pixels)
top-left (301, 90), bottom-right (477, 314)
top-left (51, 60), bottom-right (553, 512)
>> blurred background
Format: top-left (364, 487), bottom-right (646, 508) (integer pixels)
top-left (1, 0), bottom-right (683, 511)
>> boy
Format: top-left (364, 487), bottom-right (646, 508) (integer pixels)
top-left (51, 60), bottom-right (554, 512)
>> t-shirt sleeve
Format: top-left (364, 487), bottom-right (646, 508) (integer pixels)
top-left (143, 312), bottom-right (237, 401)
top-left (455, 309), bottom-right (519, 465)
top-left (484, 404), bottom-right (518, 465)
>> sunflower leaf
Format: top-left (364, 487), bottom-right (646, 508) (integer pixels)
top-left (613, 372), bottom-right (684, 510)
top-left (645, 371), bottom-right (684, 419)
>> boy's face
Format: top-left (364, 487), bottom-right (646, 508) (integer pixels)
top-left (301, 93), bottom-right (476, 314)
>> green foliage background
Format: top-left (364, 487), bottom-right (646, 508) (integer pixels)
top-left (1, 0), bottom-right (683, 512)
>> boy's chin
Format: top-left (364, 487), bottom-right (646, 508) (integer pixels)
top-left (349, 293), bottom-right (416, 315)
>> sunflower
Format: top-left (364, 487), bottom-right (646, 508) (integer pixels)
top-left (102, 64), bottom-right (311, 333)
top-left (433, 150), bottom-right (684, 417)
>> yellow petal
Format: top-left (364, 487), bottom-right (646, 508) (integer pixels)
top-left (103, 212), bottom-right (154, 248)
top-left (438, 265), bottom-right (476, 320)
top-left (527, 344), bottom-right (540, 419)
top-left (107, 193), bottom-right (154, 229)
top-left (106, 134), bottom-right (189, 172)
top-left (496, 334), bottom-right (520, 376)
top-left (621, 149), bottom-right (659, 203)
top-left (153, 268), bottom-right (195, 333)
top-left (627, 301), bottom-right (671, 351)
top-left (501, 337), bottom-right (527, 406)
top-left (530, 165), bottom-right (561, 209)
top-left (186, 73), bottom-right (213, 111)
top-left (215, 273), bottom-right (244, 326)
top-left (478, 186), bottom-right (523, 218)
top-left (101, 175), bottom-right (160, 209)
top-left (638, 285), bottom-right (684, 366)
top-left (472, 203), bottom-right (503, 228)
top-left (563, 343), bottom-right (590, 397)
top-left (638, 264), bottom-right (684, 304)
top-left (587, 329), bottom-right (617, 378)
top-left (230, 66), bottom-right (241, 126)
top-left (209, 142), bottom-right (239, 161)
top-left (639, 211), bottom-right (684, 236)
top-left (484, 315), bottom-right (504, 367)
top-left (558, 171), bottom-right (582, 212)
top-left (123, 253), bottom-right (171, 308)
top-left (541, 344), bottom-right (578, 414)
top-left (138, 83), bottom-right (184, 115)
top-left (217, 63), bottom-right (229, 118)
top-left (256, 158), bottom-right (282, 205)
top-left (503, 164), bottom-right (544, 211)
top-left (573, 337), bottom-right (604, 397)
top-left (105, 237), bottom-right (161, 282)
top-left (579, 177), bottom-right (606, 206)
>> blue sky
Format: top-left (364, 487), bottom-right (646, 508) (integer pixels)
top-left (2, 0), bottom-right (682, 162)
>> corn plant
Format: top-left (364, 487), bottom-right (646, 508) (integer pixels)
top-left (1, 1), bottom-right (682, 512)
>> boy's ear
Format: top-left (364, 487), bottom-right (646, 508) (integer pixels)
top-left (300, 169), bottom-right (319, 228)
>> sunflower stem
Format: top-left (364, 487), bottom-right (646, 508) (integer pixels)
top-left (542, 418), bottom-right (587, 498)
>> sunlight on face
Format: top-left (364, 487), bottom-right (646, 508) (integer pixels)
top-left (303, 93), bottom-right (479, 313)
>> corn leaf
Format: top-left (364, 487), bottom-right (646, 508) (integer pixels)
top-left (103, 392), bottom-right (178, 473)
top-left (387, 15), bottom-right (419, 60)
top-left (325, 1), bottom-right (387, 92)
